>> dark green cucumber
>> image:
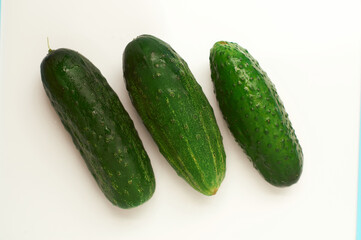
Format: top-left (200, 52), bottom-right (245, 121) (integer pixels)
top-left (210, 41), bottom-right (303, 187)
top-left (123, 35), bottom-right (226, 195)
top-left (41, 48), bottom-right (155, 208)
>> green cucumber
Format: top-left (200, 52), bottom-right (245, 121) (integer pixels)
top-left (41, 48), bottom-right (155, 208)
top-left (210, 41), bottom-right (303, 187)
top-left (123, 35), bottom-right (226, 195)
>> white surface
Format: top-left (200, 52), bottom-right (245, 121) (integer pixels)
top-left (0, 0), bottom-right (360, 239)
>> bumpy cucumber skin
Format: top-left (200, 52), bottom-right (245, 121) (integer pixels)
top-left (210, 41), bottom-right (303, 187)
top-left (41, 48), bottom-right (155, 208)
top-left (123, 35), bottom-right (226, 195)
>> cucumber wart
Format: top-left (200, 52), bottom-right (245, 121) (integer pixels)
top-left (210, 41), bottom-right (303, 187)
top-left (41, 48), bottom-right (155, 208)
top-left (123, 35), bottom-right (226, 195)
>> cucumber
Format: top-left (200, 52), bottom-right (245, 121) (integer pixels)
top-left (123, 35), bottom-right (226, 195)
top-left (41, 48), bottom-right (155, 208)
top-left (210, 41), bottom-right (303, 187)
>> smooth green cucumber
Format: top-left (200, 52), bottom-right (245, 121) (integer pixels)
top-left (41, 48), bottom-right (155, 208)
top-left (123, 35), bottom-right (226, 195)
top-left (210, 41), bottom-right (303, 187)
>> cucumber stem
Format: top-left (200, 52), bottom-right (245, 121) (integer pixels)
top-left (47, 37), bottom-right (52, 52)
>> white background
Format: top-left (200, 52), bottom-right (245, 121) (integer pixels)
top-left (0, 0), bottom-right (360, 239)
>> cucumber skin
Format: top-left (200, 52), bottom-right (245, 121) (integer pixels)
top-left (41, 48), bottom-right (155, 208)
top-left (210, 41), bottom-right (303, 187)
top-left (123, 35), bottom-right (226, 195)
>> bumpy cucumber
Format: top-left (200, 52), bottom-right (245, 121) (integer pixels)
top-left (41, 48), bottom-right (155, 208)
top-left (210, 41), bottom-right (303, 187)
top-left (123, 35), bottom-right (226, 195)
